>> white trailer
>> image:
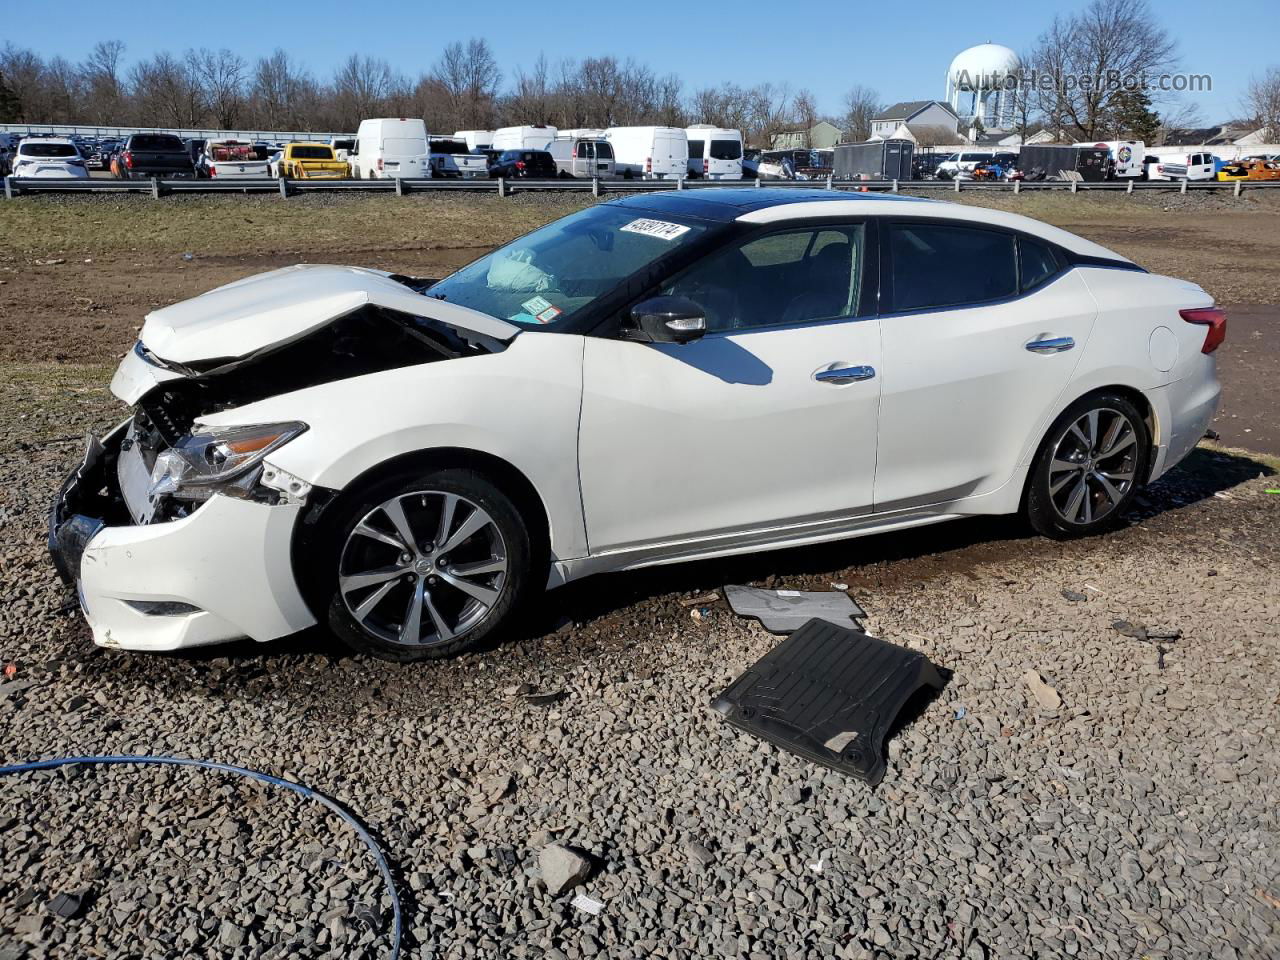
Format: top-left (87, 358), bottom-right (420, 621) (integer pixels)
top-left (684, 125), bottom-right (743, 179)
top-left (491, 125), bottom-right (557, 151)
top-left (454, 130), bottom-right (494, 152)
top-left (1078, 140), bottom-right (1145, 179)
top-left (604, 126), bottom-right (688, 180)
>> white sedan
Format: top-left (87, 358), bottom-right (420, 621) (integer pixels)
top-left (50, 190), bottom-right (1224, 659)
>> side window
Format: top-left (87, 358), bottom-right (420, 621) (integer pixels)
top-left (662, 225), bottom-right (865, 332)
top-left (1018, 236), bottom-right (1062, 292)
top-left (887, 223), bottom-right (1016, 312)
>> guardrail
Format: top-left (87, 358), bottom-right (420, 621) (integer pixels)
top-left (4, 174), bottom-right (1276, 200)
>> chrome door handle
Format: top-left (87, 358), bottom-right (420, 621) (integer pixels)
top-left (814, 365), bottom-right (876, 384)
top-left (1026, 336), bottom-right (1075, 354)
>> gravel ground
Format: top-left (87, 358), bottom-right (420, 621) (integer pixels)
top-left (2, 192), bottom-right (1279, 958)
top-left (2, 384), bottom-right (1278, 959)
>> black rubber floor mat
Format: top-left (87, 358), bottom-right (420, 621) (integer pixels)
top-left (710, 619), bottom-right (945, 785)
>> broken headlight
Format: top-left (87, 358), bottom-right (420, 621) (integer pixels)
top-left (147, 422), bottom-right (307, 502)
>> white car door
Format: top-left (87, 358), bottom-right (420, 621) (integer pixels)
top-left (579, 223), bottom-right (882, 554)
top-left (873, 221), bottom-right (1097, 512)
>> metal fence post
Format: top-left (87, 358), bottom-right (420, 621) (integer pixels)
top-left (1013, 179), bottom-right (1020, 194)
top-left (1234, 180), bottom-right (1242, 198)
top-left (1180, 179), bottom-right (1188, 195)
top-left (891, 179), bottom-right (899, 193)
top-left (754, 177), bottom-right (761, 188)
top-left (151, 177), bottom-right (161, 200)
top-left (592, 177), bottom-right (599, 198)
top-left (1126, 179), bottom-right (1133, 194)
top-left (826, 176), bottom-right (833, 190)
top-left (1070, 179), bottom-right (1078, 194)
top-left (3, 176), bottom-right (12, 200)
top-left (395, 176), bottom-right (405, 197)
top-left (497, 177), bottom-right (506, 198)
top-left (278, 177), bottom-right (288, 199)
top-left (677, 177), bottom-right (684, 190)
top-left (954, 178), bottom-right (960, 193)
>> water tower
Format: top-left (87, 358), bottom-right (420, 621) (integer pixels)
top-left (945, 43), bottom-right (1020, 132)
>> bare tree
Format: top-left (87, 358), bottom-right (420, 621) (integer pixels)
top-left (1242, 67), bottom-right (1280, 141)
top-left (331, 54), bottom-right (398, 131)
top-left (1030, 0), bottom-right (1176, 141)
top-left (250, 49), bottom-right (314, 130)
top-left (129, 52), bottom-right (203, 127)
top-left (433, 38), bottom-right (501, 131)
top-left (81, 40), bottom-right (126, 123)
top-left (504, 53), bottom-right (554, 125)
top-left (190, 48), bottom-right (247, 129)
top-left (841, 85), bottom-right (881, 142)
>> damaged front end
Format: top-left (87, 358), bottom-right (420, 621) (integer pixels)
top-left (49, 267), bottom-right (514, 650)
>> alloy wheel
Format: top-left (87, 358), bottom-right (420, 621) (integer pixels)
top-left (338, 490), bottom-right (508, 648)
top-left (1047, 407), bottom-right (1140, 525)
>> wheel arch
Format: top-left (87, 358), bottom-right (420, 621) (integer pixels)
top-left (291, 446), bottom-right (553, 619)
top-left (1020, 383), bottom-right (1159, 511)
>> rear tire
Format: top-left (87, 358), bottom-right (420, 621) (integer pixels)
top-left (1025, 392), bottom-right (1150, 539)
top-left (320, 467), bottom-right (534, 662)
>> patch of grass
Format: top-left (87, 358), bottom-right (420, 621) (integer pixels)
top-left (0, 362), bottom-right (117, 441)
top-left (0, 193), bottom-right (593, 260)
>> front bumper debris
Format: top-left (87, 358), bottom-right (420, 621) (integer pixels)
top-left (711, 619), bottom-right (946, 785)
top-left (47, 421), bottom-right (317, 651)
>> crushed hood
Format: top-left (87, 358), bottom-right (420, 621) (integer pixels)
top-left (139, 264), bottom-right (518, 365)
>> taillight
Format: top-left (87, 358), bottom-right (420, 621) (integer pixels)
top-left (377, 157), bottom-right (384, 171)
top-left (123, 150), bottom-right (133, 168)
top-left (208, 165), bottom-right (217, 177)
top-left (515, 160), bottom-right (525, 170)
top-left (645, 156), bottom-right (652, 174)
top-left (1180, 307), bottom-right (1227, 354)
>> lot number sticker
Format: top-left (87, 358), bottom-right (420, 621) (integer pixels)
top-left (621, 218), bottom-right (691, 241)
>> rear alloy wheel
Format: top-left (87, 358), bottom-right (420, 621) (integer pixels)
top-left (326, 469), bottom-right (531, 660)
top-left (1026, 393), bottom-right (1150, 539)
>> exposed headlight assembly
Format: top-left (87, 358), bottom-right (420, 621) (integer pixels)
top-left (147, 422), bottom-right (307, 502)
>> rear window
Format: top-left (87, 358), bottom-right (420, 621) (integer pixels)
top-left (210, 144), bottom-right (253, 161)
top-left (131, 135), bottom-right (183, 151)
top-left (595, 142), bottom-right (614, 160)
top-left (687, 139), bottom-right (705, 160)
top-left (291, 145), bottom-right (334, 159)
top-left (20, 143), bottom-right (78, 158)
top-left (710, 139), bottom-right (742, 160)
top-left (431, 140), bottom-right (470, 154)
top-left (384, 137), bottom-right (426, 156)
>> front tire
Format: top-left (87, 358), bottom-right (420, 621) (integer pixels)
top-left (1025, 392), bottom-right (1150, 539)
top-left (322, 468), bottom-right (533, 661)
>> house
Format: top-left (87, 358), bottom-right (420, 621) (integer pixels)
top-left (770, 121), bottom-right (845, 150)
top-left (869, 101), bottom-right (959, 141)
top-left (1160, 124), bottom-right (1261, 147)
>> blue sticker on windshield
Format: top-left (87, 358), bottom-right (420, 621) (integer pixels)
top-left (510, 312), bottom-right (540, 325)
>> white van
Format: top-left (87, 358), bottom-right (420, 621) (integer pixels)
top-left (454, 130), bottom-right (494, 152)
top-left (352, 118), bottom-right (431, 179)
top-left (547, 136), bottom-right (616, 178)
top-left (685, 126), bottom-right (743, 179)
top-left (429, 138), bottom-right (488, 178)
top-left (1145, 150), bottom-right (1216, 181)
top-left (604, 126), bottom-right (688, 180)
top-left (1078, 140), bottom-right (1145, 179)
top-left (491, 125), bottom-right (557, 152)
top-left (559, 128), bottom-right (605, 140)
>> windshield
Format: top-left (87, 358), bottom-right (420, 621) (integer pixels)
top-left (427, 205), bottom-right (713, 329)
top-left (292, 145), bottom-right (335, 159)
top-left (132, 135), bottom-right (183, 151)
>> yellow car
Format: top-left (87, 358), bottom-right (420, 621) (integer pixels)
top-left (277, 143), bottom-right (349, 179)
top-left (1216, 159), bottom-right (1280, 182)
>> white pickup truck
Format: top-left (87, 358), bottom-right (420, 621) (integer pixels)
top-left (200, 140), bottom-right (270, 179)
top-left (1145, 150), bottom-right (1216, 181)
top-left (429, 138), bottom-right (489, 179)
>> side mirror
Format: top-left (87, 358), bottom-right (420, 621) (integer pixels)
top-left (627, 296), bottom-right (707, 344)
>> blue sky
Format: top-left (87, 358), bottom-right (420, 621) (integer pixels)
top-left (5, 1), bottom-right (1260, 123)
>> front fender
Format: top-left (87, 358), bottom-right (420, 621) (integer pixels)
top-left (201, 333), bottom-right (589, 562)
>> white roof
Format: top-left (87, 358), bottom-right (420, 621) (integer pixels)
top-left (736, 197), bottom-right (1128, 262)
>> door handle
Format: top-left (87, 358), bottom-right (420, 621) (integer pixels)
top-left (814, 365), bottom-right (876, 384)
top-left (1025, 336), bottom-right (1075, 354)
